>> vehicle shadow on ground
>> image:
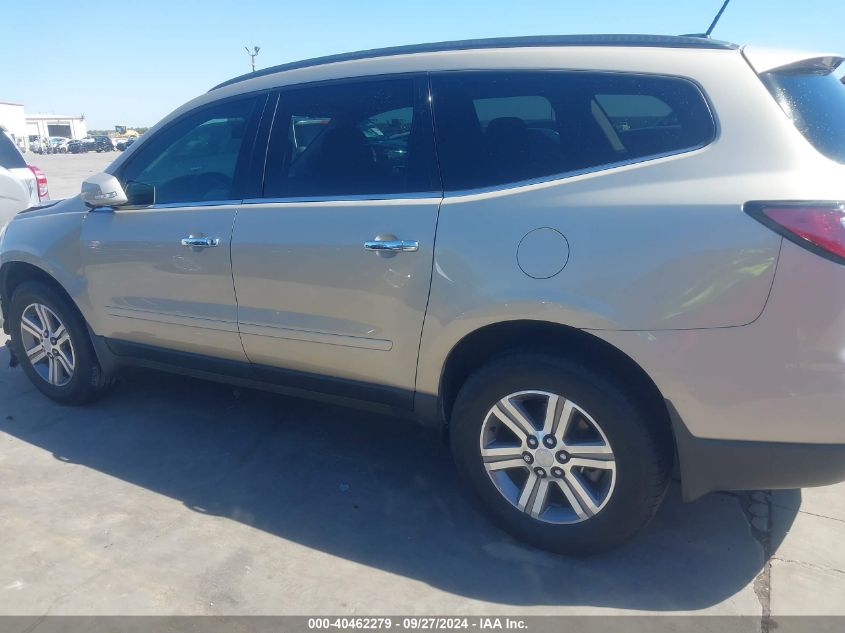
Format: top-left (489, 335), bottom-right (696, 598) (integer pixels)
top-left (0, 353), bottom-right (798, 610)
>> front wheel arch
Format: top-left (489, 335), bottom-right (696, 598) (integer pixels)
top-left (6, 279), bottom-right (112, 404)
top-left (1, 262), bottom-right (80, 335)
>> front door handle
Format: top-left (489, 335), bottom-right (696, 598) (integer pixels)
top-left (181, 236), bottom-right (220, 248)
top-left (363, 239), bottom-right (419, 253)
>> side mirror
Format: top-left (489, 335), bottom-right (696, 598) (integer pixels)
top-left (124, 181), bottom-right (155, 206)
top-left (81, 173), bottom-right (128, 208)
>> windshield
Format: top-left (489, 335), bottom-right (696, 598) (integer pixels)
top-left (762, 68), bottom-right (845, 164)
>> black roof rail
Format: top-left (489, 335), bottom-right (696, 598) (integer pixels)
top-left (211, 33), bottom-right (738, 91)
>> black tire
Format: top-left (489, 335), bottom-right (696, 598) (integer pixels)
top-left (450, 353), bottom-right (672, 554)
top-left (8, 281), bottom-right (110, 405)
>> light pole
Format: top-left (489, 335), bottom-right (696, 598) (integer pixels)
top-left (245, 45), bottom-right (261, 72)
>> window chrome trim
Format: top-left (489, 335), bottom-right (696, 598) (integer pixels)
top-left (122, 149), bottom-right (710, 207)
top-left (112, 199), bottom-right (244, 211)
top-left (243, 191), bottom-right (443, 204)
top-left (150, 199), bottom-right (243, 209)
top-left (442, 142), bottom-right (713, 198)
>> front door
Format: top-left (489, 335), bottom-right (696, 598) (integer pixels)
top-left (231, 77), bottom-right (442, 405)
top-left (80, 95), bottom-right (264, 362)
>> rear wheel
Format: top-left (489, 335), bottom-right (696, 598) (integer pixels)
top-left (8, 281), bottom-right (111, 405)
top-left (450, 353), bottom-right (671, 554)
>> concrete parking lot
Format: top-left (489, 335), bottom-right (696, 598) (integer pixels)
top-left (27, 151), bottom-right (117, 200)
top-left (1, 154), bottom-right (844, 623)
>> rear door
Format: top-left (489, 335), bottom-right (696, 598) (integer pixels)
top-left (231, 76), bottom-right (441, 406)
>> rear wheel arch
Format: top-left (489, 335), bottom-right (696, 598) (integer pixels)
top-left (438, 320), bottom-right (674, 455)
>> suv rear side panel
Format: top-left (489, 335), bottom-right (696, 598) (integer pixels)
top-left (417, 47), bottom-right (797, 398)
top-left (414, 45), bottom-right (845, 502)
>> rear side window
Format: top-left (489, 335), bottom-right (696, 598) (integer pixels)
top-left (431, 71), bottom-right (715, 191)
top-left (594, 94), bottom-right (673, 131)
top-left (264, 78), bottom-right (439, 198)
top-left (0, 131), bottom-right (26, 169)
top-left (761, 69), bottom-right (845, 164)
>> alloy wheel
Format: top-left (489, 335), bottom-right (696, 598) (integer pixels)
top-left (480, 390), bottom-right (616, 524)
top-left (19, 303), bottom-right (76, 386)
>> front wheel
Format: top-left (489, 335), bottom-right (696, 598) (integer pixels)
top-left (8, 281), bottom-right (111, 405)
top-left (450, 353), bottom-right (671, 554)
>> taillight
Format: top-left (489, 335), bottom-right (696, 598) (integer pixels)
top-left (745, 201), bottom-right (845, 265)
top-left (27, 165), bottom-right (49, 201)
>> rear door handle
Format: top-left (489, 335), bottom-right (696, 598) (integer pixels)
top-left (181, 236), bottom-right (220, 248)
top-left (363, 239), bottom-right (419, 253)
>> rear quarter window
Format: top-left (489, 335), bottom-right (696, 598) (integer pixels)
top-left (761, 69), bottom-right (845, 164)
top-left (0, 132), bottom-right (26, 169)
top-left (430, 71), bottom-right (716, 192)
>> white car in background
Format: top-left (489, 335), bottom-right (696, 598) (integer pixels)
top-left (0, 130), bottom-right (49, 224)
top-left (48, 137), bottom-right (69, 153)
top-left (0, 166), bottom-right (29, 226)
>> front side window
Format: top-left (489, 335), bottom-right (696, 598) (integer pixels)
top-left (264, 78), bottom-right (439, 198)
top-left (431, 71), bottom-right (715, 191)
top-left (120, 96), bottom-right (259, 205)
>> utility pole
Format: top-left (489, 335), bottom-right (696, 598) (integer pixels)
top-left (245, 45), bottom-right (261, 72)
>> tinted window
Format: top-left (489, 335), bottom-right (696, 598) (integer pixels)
top-left (594, 94), bottom-right (673, 130)
top-left (120, 96), bottom-right (258, 205)
top-left (431, 72), bottom-right (715, 191)
top-left (264, 78), bottom-right (439, 198)
top-left (0, 131), bottom-right (26, 169)
top-left (762, 69), bottom-right (845, 164)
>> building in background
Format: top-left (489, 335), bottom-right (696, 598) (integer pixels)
top-left (0, 102), bottom-right (27, 149)
top-left (25, 113), bottom-right (87, 142)
top-left (1, 101), bottom-right (88, 151)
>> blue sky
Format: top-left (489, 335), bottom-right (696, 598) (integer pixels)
top-left (3, 0), bottom-right (843, 129)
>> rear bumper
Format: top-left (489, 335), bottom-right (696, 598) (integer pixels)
top-left (667, 400), bottom-right (845, 500)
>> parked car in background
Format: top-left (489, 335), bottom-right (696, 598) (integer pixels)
top-left (67, 139), bottom-right (88, 154)
top-left (116, 137), bottom-right (136, 151)
top-left (2, 35), bottom-right (845, 554)
top-left (91, 136), bottom-right (114, 152)
top-left (0, 130), bottom-right (48, 222)
top-left (48, 137), bottom-right (69, 154)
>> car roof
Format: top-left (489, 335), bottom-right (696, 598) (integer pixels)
top-left (211, 34), bottom-right (738, 91)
